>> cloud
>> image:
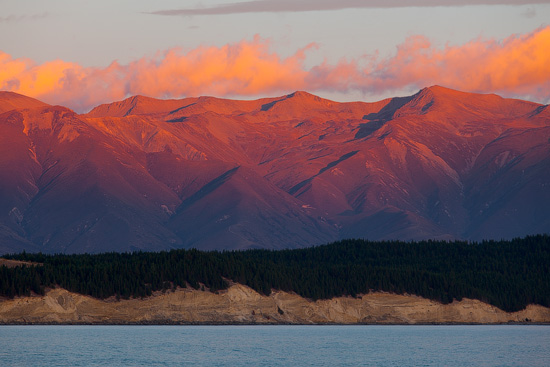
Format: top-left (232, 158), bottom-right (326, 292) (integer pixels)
top-left (0, 12), bottom-right (48, 23)
top-left (0, 36), bottom-right (314, 112)
top-left (151, 0), bottom-right (549, 16)
top-left (334, 26), bottom-right (550, 102)
top-left (521, 7), bottom-right (537, 17)
top-left (1, 27), bottom-right (549, 112)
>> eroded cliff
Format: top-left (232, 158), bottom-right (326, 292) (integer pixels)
top-left (1, 284), bottom-right (549, 324)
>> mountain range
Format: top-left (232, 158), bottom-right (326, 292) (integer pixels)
top-left (0, 86), bottom-right (549, 254)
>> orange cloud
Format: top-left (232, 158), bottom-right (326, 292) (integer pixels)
top-left (1, 28), bottom-right (549, 112)
top-left (0, 37), bottom-right (314, 112)
top-left (306, 26), bottom-right (550, 102)
top-left (354, 25), bottom-right (550, 100)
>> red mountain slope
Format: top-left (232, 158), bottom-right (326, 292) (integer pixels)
top-left (0, 87), bottom-right (548, 253)
top-left (0, 91), bottom-right (49, 114)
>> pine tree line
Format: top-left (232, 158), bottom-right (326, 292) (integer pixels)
top-left (1, 235), bottom-right (549, 312)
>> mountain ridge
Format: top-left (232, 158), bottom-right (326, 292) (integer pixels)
top-left (0, 86), bottom-right (548, 254)
top-left (0, 91), bottom-right (49, 114)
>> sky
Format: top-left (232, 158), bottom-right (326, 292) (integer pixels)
top-left (1, 0), bottom-right (549, 112)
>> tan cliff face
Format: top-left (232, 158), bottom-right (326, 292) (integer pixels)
top-left (1, 284), bottom-right (549, 325)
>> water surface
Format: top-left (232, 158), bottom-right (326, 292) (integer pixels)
top-left (1, 325), bottom-right (549, 366)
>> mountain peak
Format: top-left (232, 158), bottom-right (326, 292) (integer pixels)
top-left (86, 95), bottom-right (192, 118)
top-left (286, 91), bottom-right (334, 105)
top-left (413, 85), bottom-right (472, 103)
top-left (127, 94), bottom-right (158, 104)
top-left (0, 91), bottom-right (49, 114)
top-left (399, 85), bottom-right (541, 119)
top-left (422, 85), bottom-right (460, 94)
top-left (287, 91), bottom-right (315, 98)
top-left (260, 91), bottom-right (336, 113)
top-left (1, 88), bottom-right (549, 254)
top-left (419, 85), bottom-right (499, 100)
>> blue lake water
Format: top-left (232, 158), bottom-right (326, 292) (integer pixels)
top-left (1, 325), bottom-right (549, 366)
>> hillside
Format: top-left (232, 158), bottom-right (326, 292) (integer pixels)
top-left (2, 236), bottom-right (549, 324)
top-left (3, 236), bottom-right (549, 313)
top-left (0, 86), bottom-right (549, 253)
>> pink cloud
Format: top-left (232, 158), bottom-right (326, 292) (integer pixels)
top-left (351, 26), bottom-right (550, 100)
top-left (1, 27), bottom-right (549, 112)
top-left (0, 36), bottom-right (313, 112)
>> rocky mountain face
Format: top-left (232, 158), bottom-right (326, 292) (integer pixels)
top-left (0, 86), bottom-right (549, 254)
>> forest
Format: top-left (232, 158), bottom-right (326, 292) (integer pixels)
top-left (1, 235), bottom-right (549, 312)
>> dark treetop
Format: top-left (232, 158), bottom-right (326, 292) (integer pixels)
top-left (1, 235), bottom-right (549, 312)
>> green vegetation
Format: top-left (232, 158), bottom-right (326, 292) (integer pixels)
top-left (1, 235), bottom-right (549, 312)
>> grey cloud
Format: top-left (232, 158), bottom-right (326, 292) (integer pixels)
top-left (0, 12), bottom-right (49, 23)
top-left (521, 7), bottom-right (537, 17)
top-left (150, 0), bottom-right (549, 16)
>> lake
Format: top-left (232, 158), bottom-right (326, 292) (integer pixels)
top-left (1, 325), bottom-right (549, 366)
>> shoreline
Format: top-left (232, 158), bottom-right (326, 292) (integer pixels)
top-left (2, 284), bottom-right (549, 325)
top-left (2, 321), bottom-right (550, 326)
